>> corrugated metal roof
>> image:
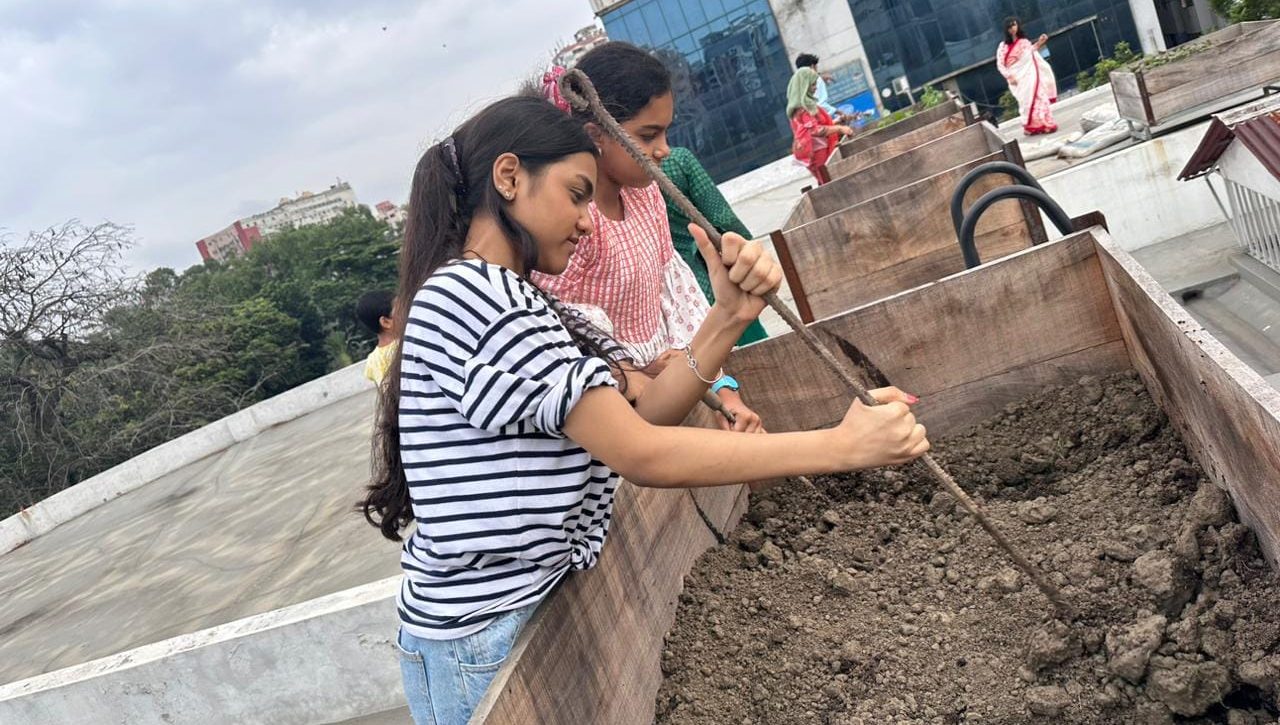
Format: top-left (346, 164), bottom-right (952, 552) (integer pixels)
top-left (1179, 95), bottom-right (1280, 181)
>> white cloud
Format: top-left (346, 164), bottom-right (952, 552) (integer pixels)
top-left (0, 0), bottom-right (595, 271)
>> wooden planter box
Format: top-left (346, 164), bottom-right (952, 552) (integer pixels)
top-left (787, 122), bottom-right (1025, 228)
top-left (1111, 20), bottom-right (1280, 131)
top-left (831, 98), bottom-right (973, 162)
top-left (472, 229), bottom-right (1280, 724)
top-left (826, 109), bottom-right (976, 180)
top-left (774, 128), bottom-right (1046, 322)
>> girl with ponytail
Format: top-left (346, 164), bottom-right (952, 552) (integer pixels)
top-left (361, 95), bottom-right (928, 724)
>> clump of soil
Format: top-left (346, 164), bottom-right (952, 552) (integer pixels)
top-left (657, 372), bottom-right (1280, 724)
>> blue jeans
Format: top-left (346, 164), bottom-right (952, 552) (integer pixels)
top-left (396, 604), bottom-right (537, 725)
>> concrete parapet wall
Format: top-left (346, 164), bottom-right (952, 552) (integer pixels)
top-left (0, 363), bottom-right (370, 556)
top-left (0, 577), bottom-right (403, 724)
top-left (1040, 121), bottom-right (1228, 251)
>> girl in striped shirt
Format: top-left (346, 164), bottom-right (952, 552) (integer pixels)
top-left (361, 95), bottom-right (930, 725)
top-left (533, 42), bottom-right (768, 433)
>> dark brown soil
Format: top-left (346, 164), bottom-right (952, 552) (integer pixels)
top-left (656, 372), bottom-right (1280, 724)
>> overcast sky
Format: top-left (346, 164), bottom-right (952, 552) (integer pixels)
top-left (1, 0), bottom-right (596, 272)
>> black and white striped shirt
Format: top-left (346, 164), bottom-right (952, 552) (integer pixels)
top-left (397, 260), bottom-right (620, 639)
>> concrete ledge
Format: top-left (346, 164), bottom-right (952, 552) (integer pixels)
top-left (1039, 120), bottom-right (1228, 252)
top-left (720, 153), bottom-right (810, 206)
top-left (1232, 252), bottom-right (1280, 303)
top-left (0, 363), bottom-right (371, 556)
top-left (0, 577), bottom-right (404, 724)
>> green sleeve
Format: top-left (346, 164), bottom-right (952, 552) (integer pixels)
top-left (680, 150), bottom-right (752, 239)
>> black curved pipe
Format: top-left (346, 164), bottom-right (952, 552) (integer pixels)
top-left (958, 186), bottom-right (1074, 269)
top-left (950, 161), bottom-right (1045, 238)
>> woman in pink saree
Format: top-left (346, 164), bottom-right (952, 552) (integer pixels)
top-left (997, 17), bottom-right (1057, 136)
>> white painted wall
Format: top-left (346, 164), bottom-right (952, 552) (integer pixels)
top-left (1129, 0), bottom-right (1168, 54)
top-left (1220, 138), bottom-right (1280, 201)
top-left (1040, 122), bottom-right (1227, 251)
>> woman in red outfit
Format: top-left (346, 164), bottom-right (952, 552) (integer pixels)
top-left (787, 66), bottom-right (853, 184)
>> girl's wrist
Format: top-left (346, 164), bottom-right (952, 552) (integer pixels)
top-left (708, 301), bottom-right (755, 330)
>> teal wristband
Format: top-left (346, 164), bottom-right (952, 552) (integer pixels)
top-left (711, 375), bottom-right (740, 394)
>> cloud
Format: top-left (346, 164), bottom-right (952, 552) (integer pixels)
top-left (0, 0), bottom-right (594, 271)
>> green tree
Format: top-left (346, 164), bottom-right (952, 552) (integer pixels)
top-left (0, 223), bottom-right (250, 510)
top-left (1209, 0), bottom-right (1280, 21)
top-left (182, 296), bottom-right (306, 398)
top-left (1076, 41), bottom-right (1140, 91)
top-left (1, 208), bottom-right (402, 514)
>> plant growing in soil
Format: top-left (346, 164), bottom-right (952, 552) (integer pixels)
top-left (875, 86), bottom-right (947, 129)
top-left (1122, 39), bottom-right (1214, 73)
top-left (998, 91), bottom-right (1019, 122)
top-left (1077, 41), bottom-right (1141, 91)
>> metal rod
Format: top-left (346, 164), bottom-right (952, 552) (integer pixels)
top-left (1223, 179), bottom-right (1246, 251)
top-left (1265, 190), bottom-right (1274, 268)
top-left (1264, 193), bottom-right (1274, 270)
top-left (1237, 181), bottom-right (1254, 255)
top-left (559, 68), bottom-right (1072, 615)
top-left (1203, 175), bottom-right (1232, 228)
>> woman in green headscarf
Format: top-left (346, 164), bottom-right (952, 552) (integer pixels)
top-left (787, 66), bottom-right (853, 184)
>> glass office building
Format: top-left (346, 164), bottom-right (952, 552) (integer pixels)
top-left (599, 0), bottom-right (796, 182)
top-left (849, 0), bottom-right (1142, 112)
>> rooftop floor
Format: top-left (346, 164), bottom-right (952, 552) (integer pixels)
top-left (0, 389), bottom-right (393, 686)
top-left (1130, 222), bottom-right (1280, 387)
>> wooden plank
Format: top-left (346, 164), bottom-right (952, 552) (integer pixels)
top-left (803, 123), bottom-right (1000, 218)
top-left (829, 114), bottom-right (969, 179)
top-left (1002, 138), bottom-right (1050, 246)
top-left (978, 123), bottom-right (1006, 151)
top-left (1144, 20), bottom-right (1279, 94)
top-left (782, 193), bottom-right (816, 234)
top-left (1110, 71), bottom-right (1150, 126)
top-left (835, 99), bottom-right (965, 160)
top-left (785, 152), bottom-right (1032, 319)
top-left (473, 479), bottom-right (746, 724)
top-left (731, 232), bottom-right (1124, 437)
top-left (770, 229), bottom-right (815, 324)
top-left (1095, 232), bottom-right (1280, 563)
top-left (1124, 21), bottom-right (1280, 123)
top-left (683, 403), bottom-right (753, 534)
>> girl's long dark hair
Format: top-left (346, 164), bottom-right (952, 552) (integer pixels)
top-left (572, 41), bottom-right (672, 124)
top-left (361, 95), bottom-right (624, 541)
top-left (1004, 16), bottom-right (1027, 46)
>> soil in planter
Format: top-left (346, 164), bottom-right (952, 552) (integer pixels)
top-left (656, 372), bottom-right (1280, 724)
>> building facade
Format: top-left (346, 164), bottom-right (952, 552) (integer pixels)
top-left (851, 0), bottom-right (1142, 118)
top-left (196, 220), bottom-right (262, 263)
top-left (373, 200), bottom-right (407, 227)
top-left (195, 182), bottom-right (359, 262)
top-left (555, 24), bottom-right (610, 68)
top-left (588, 0), bottom-right (1222, 182)
top-left (241, 182), bottom-right (359, 238)
top-left (594, 0), bottom-right (802, 181)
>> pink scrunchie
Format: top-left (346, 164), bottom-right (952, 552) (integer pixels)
top-left (542, 66), bottom-right (571, 114)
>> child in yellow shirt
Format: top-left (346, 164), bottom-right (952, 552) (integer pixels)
top-left (356, 291), bottom-right (397, 385)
